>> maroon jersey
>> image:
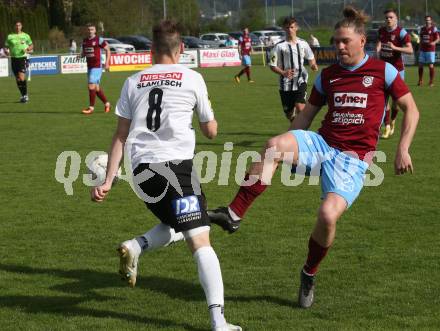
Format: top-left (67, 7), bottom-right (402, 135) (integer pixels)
top-left (82, 36), bottom-right (108, 69)
top-left (377, 26), bottom-right (410, 71)
top-left (309, 56), bottom-right (410, 162)
top-left (239, 35), bottom-right (252, 56)
top-left (420, 26), bottom-right (439, 52)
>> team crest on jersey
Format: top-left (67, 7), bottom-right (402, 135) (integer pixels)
top-left (362, 76), bottom-right (374, 87)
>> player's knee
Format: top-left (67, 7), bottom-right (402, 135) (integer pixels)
top-left (318, 206), bottom-right (339, 229)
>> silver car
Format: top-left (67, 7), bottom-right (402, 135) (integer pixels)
top-left (103, 38), bottom-right (135, 53)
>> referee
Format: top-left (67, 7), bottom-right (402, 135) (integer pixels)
top-left (5, 21), bottom-right (33, 103)
top-left (269, 17), bottom-right (318, 121)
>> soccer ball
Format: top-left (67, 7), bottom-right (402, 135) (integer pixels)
top-left (87, 153), bottom-right (121, 186)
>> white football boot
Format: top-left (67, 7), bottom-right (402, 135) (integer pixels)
top-left (117, 239), bottom-right (141, 288)
top-left (213, 323), bottom-right (242, 331)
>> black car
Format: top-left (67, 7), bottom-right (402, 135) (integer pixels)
top-left (116, 35), bottom-right (152, 51)
top-left (182, 36), bottom-right (214, 49)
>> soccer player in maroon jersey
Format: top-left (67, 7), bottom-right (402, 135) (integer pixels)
top-left (418, 15), bottom-right (439, 87)
top-left (209, 6), bottom-right (419, 308)
top-left (234, 28), bottom-right (253, 83)
top-left (81, 23), bottom-right (111, 115)
top-left (376, 9), bottom-right (413, 139)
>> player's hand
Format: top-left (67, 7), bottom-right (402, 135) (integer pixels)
top-left (311, 64), bottom-right (318, 71)
top-left (394, 149), bottom-right (414, 175)
top-left (283, 69), bottom-right (293, 79)
top-left (91, 182), bottom-right (112, 202)
top-left (105, 63), bottom-right (110, 70)
top-left (387, 42), bottom-right (395, 50)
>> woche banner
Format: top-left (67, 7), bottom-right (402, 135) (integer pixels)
top-left (109, 52), bottom-right (152, 72)
top-left (28, 56), bottom-right (59, 75)
top-left (60, 54), bottom-right (87, 74)
top-left (0, 58), bottom-right (8, 77)
top-left (199, 49), bottom-right (241, 67)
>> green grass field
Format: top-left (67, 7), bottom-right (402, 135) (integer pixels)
top-left (0, 62), bottom-right (439, 331)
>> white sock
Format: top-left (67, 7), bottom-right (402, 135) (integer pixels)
top-left (135, 223), bottom-right (184, 253)
top-left (228, 207), bottom-right (241, 221)
top-left (193, 246), bottom-right (226, 329)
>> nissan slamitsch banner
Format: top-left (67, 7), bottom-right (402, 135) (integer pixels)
top-left (0, 58), bottom-right (8, 77)
top-left (179, 50), bottom-right (198, 68)
top-left (109, 52), bottom-right (152, 72)
top-left (199, 49), bottom-right (241, 67)
top-left (60, 55), bottom-right (87, 74)
top-left (28, 56), bottom-right (59, 75)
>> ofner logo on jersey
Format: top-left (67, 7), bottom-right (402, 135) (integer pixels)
top-left (334, 93), bottom-right (368, 108)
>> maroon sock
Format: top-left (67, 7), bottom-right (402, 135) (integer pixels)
top-left (245, 67), bottom-right (251, 80)
top-left (88, 89), bottom-right (96, 107)
top-left (237, 69), bottom-right (245, 77)
top-left (429, 67), bottom-right (435, 84)
top-left (418, 67), bottom-right (423, 82)
top-left (303, 236), bottom-right (330, 275)
top-left (96, 88), bottom-right (108, 104)
top-left (384, 108), bottom-right (391, 125)
top-left (391, 106), bottom-right (399, 121)
top-left (229, 174), bottom-right (267, 218)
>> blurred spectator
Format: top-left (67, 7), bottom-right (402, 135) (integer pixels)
top-left (309, 34), bottom-right (320, 48)
top-left (225, 36), bottom-right (234, 48)
top-left (410, 30), bottom-right (420, 53)
top-left (69, 39), bottom-right (77, 54)
top-left (0, 47), bottom-right (7, 57)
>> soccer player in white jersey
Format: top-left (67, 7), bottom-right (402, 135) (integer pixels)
top-left (91, 20), bottom-right (241, 331)
top-left (269, 16), bottom-right (318, 121)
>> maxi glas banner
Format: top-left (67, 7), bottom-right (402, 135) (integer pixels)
top-left (28, 56), bottom-right (59, 75)
top-left (199, 49), bottom-right (241, 67)
top-left (109, 52), bottom-right (152, 72)
top-left (0, 58), bottom-right (8, 77)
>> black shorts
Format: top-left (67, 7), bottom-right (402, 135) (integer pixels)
top-left (279, 83), bottom-right (307, 115)
top-left (11, 57), bottom-right (28, 76)
top-left (133, 159), bottom-right (210, 233)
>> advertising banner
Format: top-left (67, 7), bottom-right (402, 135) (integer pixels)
top-left (28, 56), bottom-right (59, 75)
top-left (60, 55), bottom-right (88, 74)
top-left (199, 49), bottom-right (241, 67)
top-left (109, 52), bottom-right (152, 72)
top-left (0, 58), bottom-right (8, 77)
top-left (179, 50), bottom-right (198, 68)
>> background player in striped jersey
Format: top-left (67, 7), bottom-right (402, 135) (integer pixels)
top-left (209, 6), bottom-right (419, 309)
top-left (269, 16), bottom-right (318, 121)
top-left (234, 28), bottom-right (253, 83)
top-left (81, 23), bottom-right (111, 115)
top-left (376, 9), bottom-right (413, 139)
top-left (418, 15), bottom-right (439, 87)
top-left (91, 20), bottom-right (241, 331)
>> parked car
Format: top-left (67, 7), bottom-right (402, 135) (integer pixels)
top-left (200, 33), bottom-right (237, 47)
top-left (116, 35), bottom-right (152, 50)
top-left (182, 36), bottom-right (216, 49)
top-left (251, 30), bottom-right (284, 46)
top-left (228, 31), bottom-right (264, 47)
top-left (103, 38), bottom-right (135, 53)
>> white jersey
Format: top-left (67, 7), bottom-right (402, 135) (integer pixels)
top-left (269, 38), bottom-right (315, 91)
top-left (116, 64), bottom-right (214, 168)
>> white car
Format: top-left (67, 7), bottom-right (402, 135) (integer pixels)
top-left (103, 38), bottom-right (135, 53)
top-left (200, 33), bottom-right (239, 47)
top-left (251, 30), bottom-right (284, 46)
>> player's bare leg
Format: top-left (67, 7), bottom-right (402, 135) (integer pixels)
top-left (209, 132), bottom-right (299, 232)
top-left (428, 64), bottom-right (435, 87)
top-left (82, 83), bottom-right (97, 114)
top-left (418, 65), bottom-right (423, 86)
top-left (186, 229), bottom-right (242, 331)
top-left (389, 101), bottom-right (399, 136)
top-left (298, 193), bottom-right (346, 308)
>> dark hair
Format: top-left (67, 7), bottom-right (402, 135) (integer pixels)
top-left (384, 8), bottom-right (398, 17)
top-left (334, 6), bottom-right (369, 36)
top-left (425, 15), bottom-right (432, 20)
top-left (86, 23), bottom-right (95, 28)
top-left (15, 21), bottom-right (22, 25)
top-left (282, 16), bottom-right (297, 28)
top-left (152, 20), bottom-right (182, 56)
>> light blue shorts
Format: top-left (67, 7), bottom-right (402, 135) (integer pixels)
top-left (87, 67), bottom-right (103, 84)
top-left (290, 130), bottom-right (369, 208)
top-left (399, 70), bottom-right (405, 80)
top-left (419, 51), bottom-right (436, 64)
top-left (242, 55), bottom-right (251, 66)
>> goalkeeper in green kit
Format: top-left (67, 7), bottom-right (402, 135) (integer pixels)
top-left (5, 21), bottom-right (33, 103)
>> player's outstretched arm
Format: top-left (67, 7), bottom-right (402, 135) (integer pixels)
top-left (91, 117), bottom-right (131, 202)
top-left (289, 102), bottom-right (321, 131)
top-left (394, 93), bottom-right (419, 175)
